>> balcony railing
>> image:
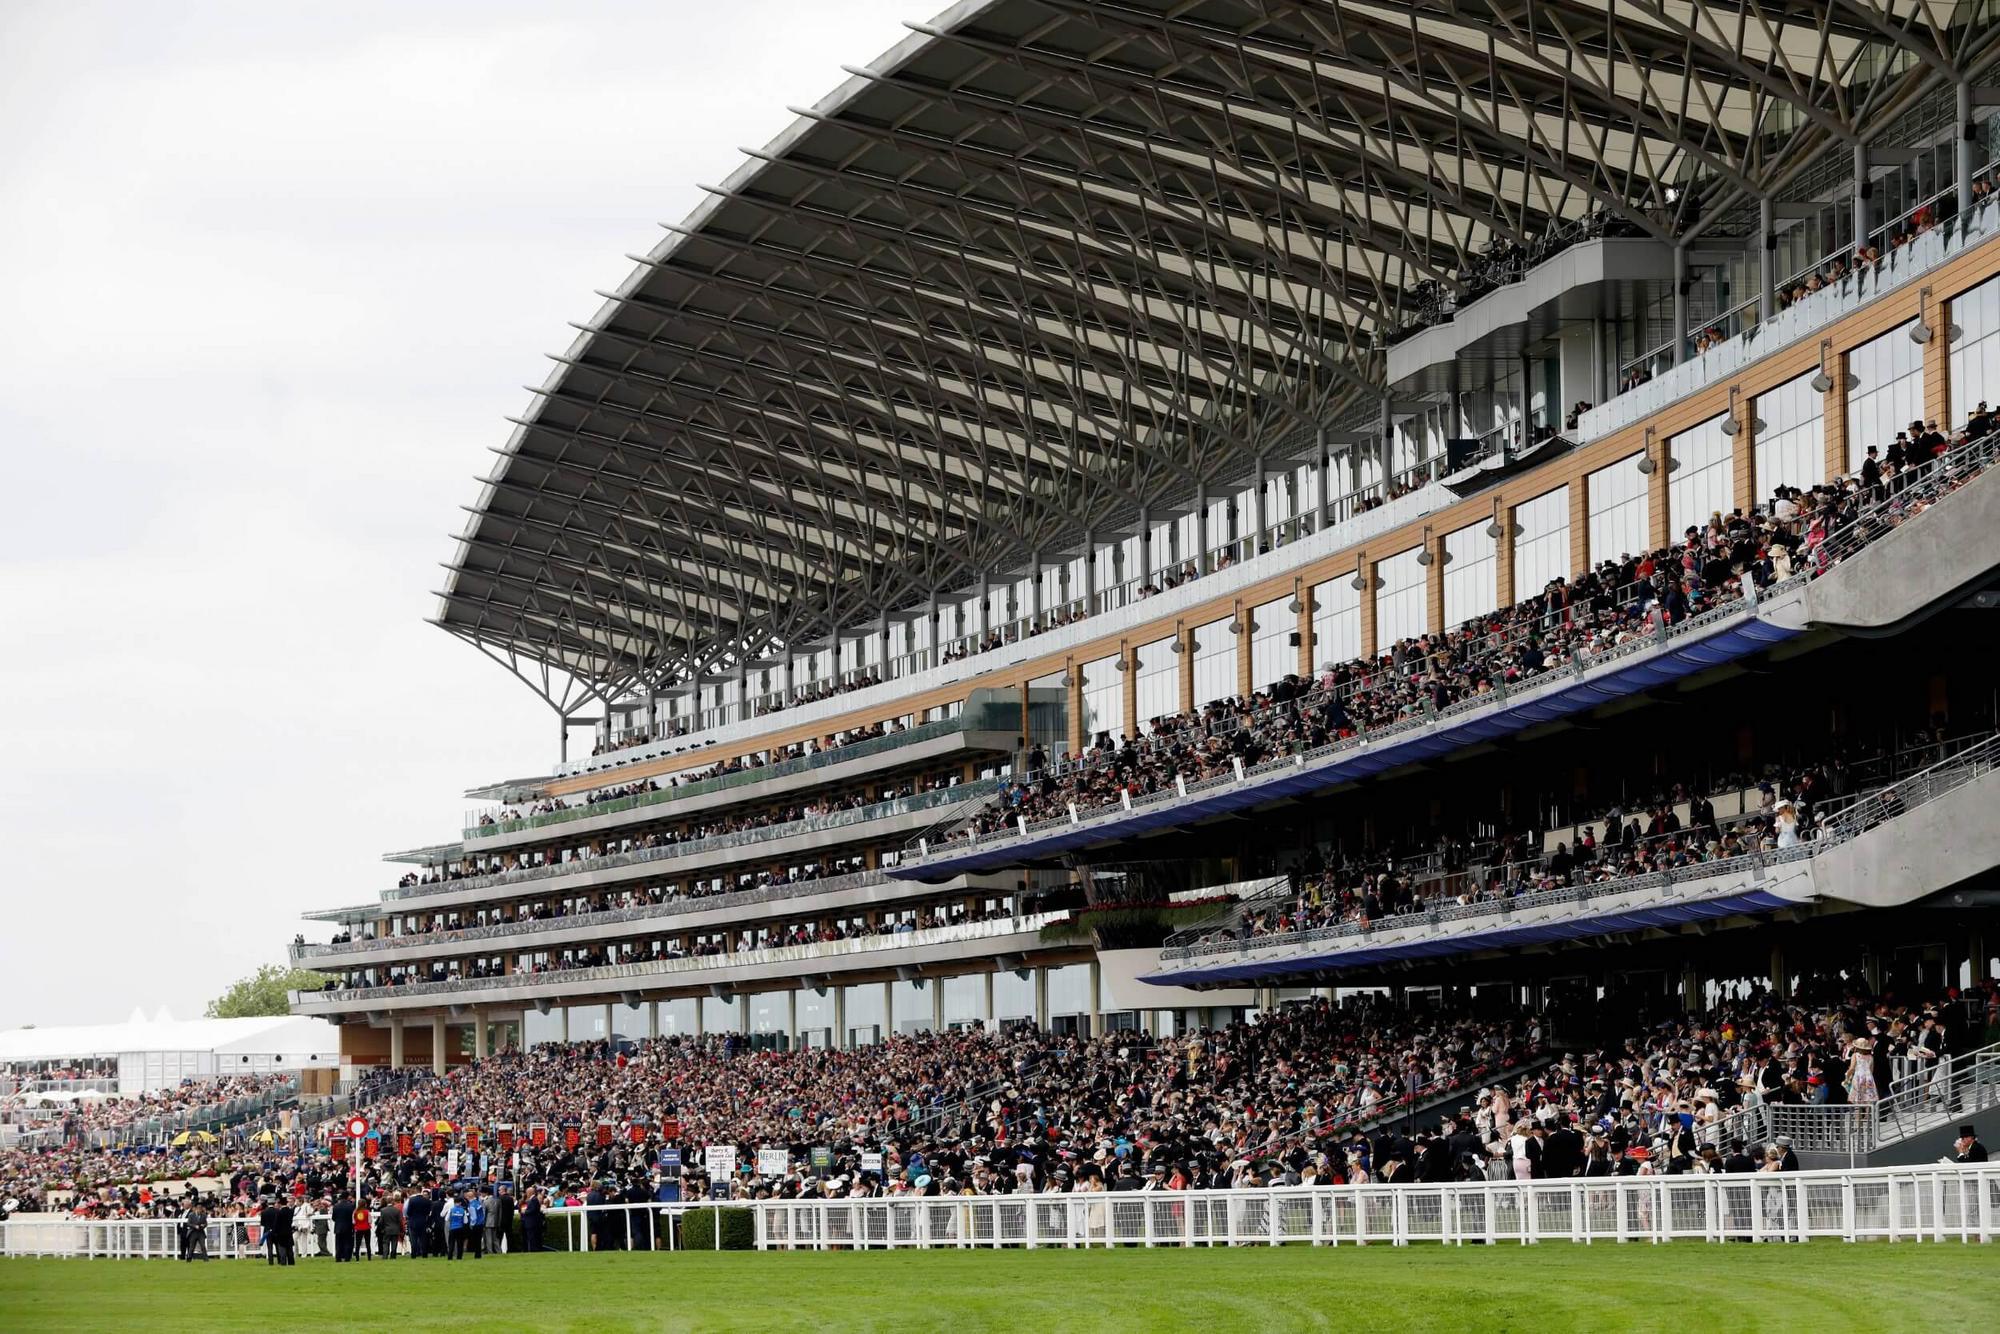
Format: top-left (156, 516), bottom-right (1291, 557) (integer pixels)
top-left (548, 480), bottom-right (1453, 779)
top-left (378, 779), bottom-right (1000, 908)
top-left (296, 865), bottom-right (901, 961)
top-left (292, 910), bottom-right (1066, 1007)
top-left (467, 704), bottom-right (1015, 840)
top-left (1156, 733), bottom-right (2000, 966)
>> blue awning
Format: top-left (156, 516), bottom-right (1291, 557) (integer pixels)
top-left (908, 610), bottom-right (1800, 880)
top-left (1142, 888), bottom-right (1798, 986)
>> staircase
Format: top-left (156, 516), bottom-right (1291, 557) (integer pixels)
top-left (1714, 1040), bottom-right (2000, 1166)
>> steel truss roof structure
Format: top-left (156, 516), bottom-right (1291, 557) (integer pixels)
top-left (439, 0), bottom-right (1998, 710)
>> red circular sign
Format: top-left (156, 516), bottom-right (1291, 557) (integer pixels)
top-left (346, 1116), bottom-right (370, 1139)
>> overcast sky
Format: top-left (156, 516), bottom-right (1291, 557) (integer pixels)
top-left (0, 0), bottom-right (932, 1029)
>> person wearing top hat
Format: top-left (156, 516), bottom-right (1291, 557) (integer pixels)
top-left (1954, 1126), bottom-right (1989, 1164)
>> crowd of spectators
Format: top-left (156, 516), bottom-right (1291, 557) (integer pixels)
top-left (478, 718), bottom-right (926, 832)
top-left (8, 985), bottom-right (1994, 1225)
top-left (1209, 753), bottom-right (1866, 948)
top-left (957, 405), bottom-right (1997, 848)
top-left (4, 1073), bottom-right (296, 1144)
top-left (396, 769), bottom-right (967, 903)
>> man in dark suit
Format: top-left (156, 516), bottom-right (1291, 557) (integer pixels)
top-left (331, 1191), bottom-right (356, 1262)
top-left (1723, 1139), bottom-right (1757, 1174)
top-left (1543, 1119), bottom-right (1585, 1179)
top-left (275, 1199), bottom-right (296, 1265)
top-left (1954, 1126), bottom-right (1989, 1163)
top-left (259, 1197), bottom-right (285, 1265)
top-left (403, 1189), bottom-right (430, 1259)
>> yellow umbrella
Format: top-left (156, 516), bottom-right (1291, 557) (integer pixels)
top-left (170, 1131), bottom-right (193, 1147)
top-left (192, 1130), bottom-right (218, 1143)
top-left (250, 1129), bottom-right (275, 1146)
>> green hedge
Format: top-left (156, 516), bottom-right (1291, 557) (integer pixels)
top-left (680, 1207), bottom-right (755, 1251)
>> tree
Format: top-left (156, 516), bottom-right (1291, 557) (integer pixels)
top-left (205, 964), bottom-right (329, 1018)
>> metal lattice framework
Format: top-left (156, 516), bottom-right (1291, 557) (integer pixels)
top-left (438, 0), bottom-right (2000, 709)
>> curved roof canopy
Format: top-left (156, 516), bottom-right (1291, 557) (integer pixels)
top-left (439, 0), bottom-right (1996, 705)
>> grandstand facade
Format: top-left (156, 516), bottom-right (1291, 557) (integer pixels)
top-left (292, 0), bottom-right (2000, 1118)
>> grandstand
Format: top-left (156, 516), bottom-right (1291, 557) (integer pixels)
top-left (249, 0), bottom-right (2000, 1216)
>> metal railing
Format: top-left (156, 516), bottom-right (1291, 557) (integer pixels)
top-left (1718, 1040), bottom-right (2000, 1161)
top-left (292, 912), bottom-right (1066, 1008)
top-left (1158, 732), bottom-right (2000, 965)
top-left (381, 779), bottom-right (998, 907)
top-left (916, 424), bottom-right (2000, 871)
top-left (471, 705), bottom-right (1018, 839)
top-left (297, 867), bottom-right (905, 962)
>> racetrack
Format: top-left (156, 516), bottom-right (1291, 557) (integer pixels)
top-left (5, 1242), bottom-right (1998, 1332)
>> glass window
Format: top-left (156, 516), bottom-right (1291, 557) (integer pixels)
top-left (1133, 635), bottom-right (1179, 731)
top-left (1511, 486), bottom-right (1570, 601)
top-left (1374, 546), bottom-right (1427, 648)
top-left (1250, 595), bottom-right (1294, 692)
top-left (1950, 275), bottom-right (2000, 425)
top-left (1845, 321), bottom-right (1924, 472)
top-left (1192, 616), bottom-right (1235, 706)
top-left (1079, 653), bottom-right (1122, 742)
top-left (1588, 453), bottom-right (1651, 564)
top-left (1310, 577), bottom-right (1360, 671)
top-left (1442, 521), bottom-right (1498, 629)
top-left (1668, 413), bottom-right (1733, 539)
top-left (1754, 371), bottom-right (1825, 501)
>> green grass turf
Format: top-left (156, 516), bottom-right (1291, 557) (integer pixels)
top-left (3, 1244), bottom-right (1997, 1333)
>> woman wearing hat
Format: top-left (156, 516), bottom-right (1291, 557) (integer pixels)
top-left (1844, 1038), bottom-right (1879, 1104)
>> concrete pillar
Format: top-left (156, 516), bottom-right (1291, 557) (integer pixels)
top-left (1065, 659), bottom-right (1083, 756)
top-left (1316, 428), bottom-right (1333, 529)
top-left (1494, 504), bottom-right (1516, 607)
top-left (1358, 556), bottom-right (1378, 658)
top-left (1137, 508), bottom-right (1151, 584)
top-left (1234, 599), bottom-right (1252, 697)
top-left (473, 1010), bottom-right (488, 1061)
top-left (1758, 195), bottom-right (1776, 323)
top-left (1958, 82), bottom-right (1976, 216)
top-left (1769, 945), bottom-right (1789, 1000)
top-left (1295, 582), bottom-right (1314, 677)
top-left (1030, 553), bottom-right (1044, 624)
top-left (431, 1015), bottom-right (447, 1076)
top-left (1672, 242), bottom-right (1688, 366)
top-left (931, 978), bottom-right (945, 1034)
top-left (1965, 931), bottom-right (1988, 986)
top-left (783, 989), bottom-right (797, 1050)
top-left (1681, 967), bottom-right (1703, 1014)
top-left (646, 1002), bottom-right (659, 1041)
top-left (736, 997), bottom-right (750, 1037)
top-left (1252, 456), bottom-right (1268, 546)
top-left (834, 986), bottom-right (848, 1049)
top-left (1121, 642), bottom-right (1138, 740)
top-left (1568, 482), bottom-right (1590, 579)
top-left (982, 971), bottom-right (996, 1029)
top-left (1823, 347), bottom-right (1850, 481)
top-left (389, 1017), bottom-right (405, 1070)
top-left (602, 1003), bottom-right (614, 1043)
top-left (1087, 958), bottom-right (1102, 1039)
top-left (1424, 531), bottom-right (1445, 636)
top-left (1854, 140), bottom-right (1871, 252)
top-left (694, 999), bottom-right (704, 1039)
top-left (1647, 430), bottom-right (1671, 551)
top-left (884, 980), bottom-right (897, 1040)
top-left (1925, 288), bottom-right (1953, 427)
top-left (1082, 531), bottom-right (1097, 613)
top-left (1194, 484), bottom-right (1210, 569)
top-left (1732, 392), bottom-right (1759, 514)
top-left (560, 1006), bottom-right (571, 1044)
top-left (1034, 967), bottom-right (1050, 1031)
top-left (1178, 623), bottom-right (1195, 714)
